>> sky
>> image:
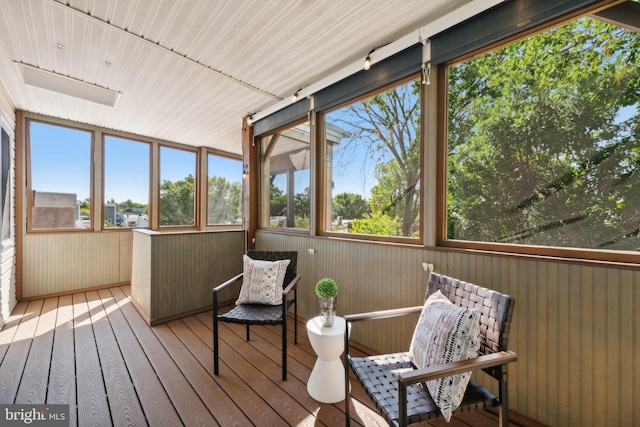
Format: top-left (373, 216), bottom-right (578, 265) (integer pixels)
top-left (30, 121), bottom-right (242, 206)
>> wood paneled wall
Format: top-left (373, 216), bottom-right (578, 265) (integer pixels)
top-left (22, 231), bottom-right (133, 298)
top-left (257, 231), bottom-right (639, 427)
top-left (131, 229), bottom-right (244, 324)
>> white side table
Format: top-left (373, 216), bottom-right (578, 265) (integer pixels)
top-left (306, 316), bottom-right (350, 403)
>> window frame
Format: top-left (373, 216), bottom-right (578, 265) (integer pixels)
top-left (157, 144), bottom-right (199, 230)
top-left (257, 117), bottom-right (313, 235)
top-left (0, 116), bottom-right (14, 247)
top-left (101, 133), bottom-right (152, 231)
top-left (436, 3), bottom-right (640, 265)
top-left (318, 74), bottom-right (425, 245)
top-left (26, 118), bottom-right (95, 233)
top-left (206, 150), bottom-right (243, 227)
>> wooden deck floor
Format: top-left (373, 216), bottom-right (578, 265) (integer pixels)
top-left (0, 286), bottom-right (532, 426)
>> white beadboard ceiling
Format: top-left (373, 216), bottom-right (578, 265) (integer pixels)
top-left (0, 0), bottom-right (476, 155)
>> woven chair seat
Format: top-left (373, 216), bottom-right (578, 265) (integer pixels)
top-left (220, 299), bottom-right (295, 325)
top-left (213, 250), bottom-right (300, 381)
top-left (345, 272), bottom-right (516, 426)
top-left (350, 352), bottom-right (498, 426)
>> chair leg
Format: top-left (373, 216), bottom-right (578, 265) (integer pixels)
top-left (282, 303), bottom-right (287, 380)
top-left (246, 324), bottom-right (250, 341)
top-left (294, 290), bottom-right (298, 344)
top-left (345, 328), bottom-right (351, 426)
top-left (213, 292), bottom-right (219, 375)
top-left (499, 376), bottom-right (509, 427)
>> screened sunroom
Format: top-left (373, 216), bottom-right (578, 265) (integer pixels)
top-left (0, 1), bottom-right (638, 426)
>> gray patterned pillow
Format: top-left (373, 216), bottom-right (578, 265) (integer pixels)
top-left (408, 290), bottom-right (480, 421)
top-left (235, 255), bottom-right (291, 305)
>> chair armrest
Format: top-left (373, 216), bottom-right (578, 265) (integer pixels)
top-left (282, 274), bottom-right (301, 295)
top-left (398, 350), bottom-right (517, 386)
top-left (344, 305), bottom-right (424, 323)
top-left (213, 273), bottom-right (243, 293)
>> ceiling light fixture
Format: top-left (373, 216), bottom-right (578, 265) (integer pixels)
top-left (363, 48), bottom-right (376, 71)
top-left (291, 89), bottom-right (302, 103)
top-left (17, 62), bottom-right (121, 107)
top-left (105, 61), bottom-right (112, 67)
top-left (55, 43), bottom-right (65, 50)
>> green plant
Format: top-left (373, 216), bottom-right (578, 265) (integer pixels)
top-left (315, 278), bottom-right (338, 298)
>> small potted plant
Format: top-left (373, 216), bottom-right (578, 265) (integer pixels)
top-left (315, 278), bottom-right (338, 327)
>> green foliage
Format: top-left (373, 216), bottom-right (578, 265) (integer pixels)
top-left (351, 212), bottom-right (402, 236)
top-left (294, 187), bottom-right (310, 219)
top-left (447, 17), bottom-right (640, 250)
top-left (332, 192), bottom-right (369, 219)
top-left (270, 183), bottom-right (286, 217)
top-left (118, 199), bottom-right (147, 213)
top-left (337, 79), bottom-right (421, 237)
top-left (369, 159), bottom-right (420, 235)
top-left (208, 176), bottom-right (241, 224)
top-left (315, 278), bottom-right (338, 298)
top-left (160, 174), bottom-right (195, 226)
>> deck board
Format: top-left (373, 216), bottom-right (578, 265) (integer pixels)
top-left (155, 320), bottom-right (254, 427)
top-left (101, 287), bottom-right (183, 427)
top-left (15, 297), bottom-right (57, 404)
top-left (182, 314), bottom-right (291, 426)
top-left (73, 292), bottom-right (112, 427)
top-left (0, 301), bottom-right (29, 364)
top-left (87, 290), bottom-right (147, 427)
top-left (0, 285), bottom-right (540, 427)
top-left (112, 287), bottom-right (218, 427)
top-left (47, 294), bottom-right (77, 427)
top-left (0, 299), bottom-right (44, 403)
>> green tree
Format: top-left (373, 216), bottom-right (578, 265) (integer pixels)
top-left (332, 192), bottom-right (369, 219)
top-left (270, 183), bottom-right (286, 217)
top-left (160, 174), bottom-right (195, 226)
top-left (208, 176), bottom-right (241, 224)
top-left (337, 79), bottom-right (421, 237)
top-left (369, 159), bottom-right (419, 233)
top-left (447, 17), bottom-right (640, 250)
top-left (351, 212), bottom-right (402, 236)
top-left (79, 198), bottom-right (90, 215)
top-left (294, 187), bottom-right (310, 219)
top-left (118, 199), bottom-right (146, 210)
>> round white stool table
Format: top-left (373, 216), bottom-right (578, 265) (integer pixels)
top-left (306, 315), bottom-right (350, 404)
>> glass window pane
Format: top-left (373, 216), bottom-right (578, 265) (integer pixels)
top-left (160, 146), bottom-right (196, 227)
top-left (325, 78), bottom-right (421, 238)
top-left (104, 135), bottom-right (150, 229)
top-left (446, 15), bottom-right (640, 251)
top-left (207, 154), bottom-right (242, 225)
top-left (29, 121), bottom-right (92, 230)
top-left (261, 121), bottom-right (311, 230)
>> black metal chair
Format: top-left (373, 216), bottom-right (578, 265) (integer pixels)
top-left (344, 272), bottom-right (517, 426)
top-left (213, 250), bottom-right (299, 380)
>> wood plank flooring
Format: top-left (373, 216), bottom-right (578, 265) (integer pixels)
top-left (0, 286), bottom-right (533, 426)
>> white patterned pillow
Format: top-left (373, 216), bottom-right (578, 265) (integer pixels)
top-left (408, 290), bottom-right (480, 421)
top-left (235, 255), bottom-right (291, 305)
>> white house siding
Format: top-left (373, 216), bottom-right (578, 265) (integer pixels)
top-left (0, 83), bottom-right (16, 328)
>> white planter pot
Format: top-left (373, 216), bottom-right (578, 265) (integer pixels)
top-left (318, 296), bottom-right (337, 327)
